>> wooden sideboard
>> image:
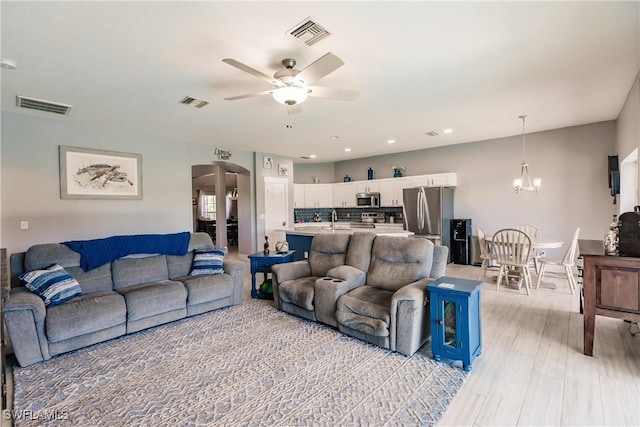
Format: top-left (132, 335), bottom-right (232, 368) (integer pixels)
top-left (579, 239), bottom-right (640, 356)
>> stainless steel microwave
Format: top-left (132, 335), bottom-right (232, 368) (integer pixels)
top-left (356, 192), bottom-right (380, 208)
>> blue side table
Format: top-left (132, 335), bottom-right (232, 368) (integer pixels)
top-left (427, 276), bottom-right (483, 371)
top-left (248, 250), bottom-right (295, 299)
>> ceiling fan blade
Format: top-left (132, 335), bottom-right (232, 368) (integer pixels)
top-left (307, 86), bottom-right (359, 101)
top-left (224, 90), bottom-right (273, 101)
top-left (296, 52), bottom-right (344, 85)
top-left (286, 104), bottom-right (302, 115)
top-left (222, 58), bottom-right (278, 85)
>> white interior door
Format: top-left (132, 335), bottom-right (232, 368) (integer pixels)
top-left (264, 177), bottom-right (289, 251)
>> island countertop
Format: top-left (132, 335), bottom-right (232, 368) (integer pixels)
top-left (284, 222), bottom-right (414, 237)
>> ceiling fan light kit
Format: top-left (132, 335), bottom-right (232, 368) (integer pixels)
top-left (222, 52), bottom-right (358, 113)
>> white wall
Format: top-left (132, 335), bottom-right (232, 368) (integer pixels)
top-left (1, 112), bottom-right (256, 255)
top-left (295, 121), bottom-right (617, 256)
top-left (616, 71), bottom-right (640, 204)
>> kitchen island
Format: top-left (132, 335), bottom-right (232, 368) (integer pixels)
top-left (284, 222), bottom-right (414, 261)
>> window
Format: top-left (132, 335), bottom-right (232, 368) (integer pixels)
top-left (203, 195), bottom-right (216, 220)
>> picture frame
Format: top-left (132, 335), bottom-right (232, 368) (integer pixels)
top-left (59, 145), bottom-right (142, 200)
top-left (263, 155), bottom-right (274, 169)
top-left (278, 163), bottom-right (289, 176)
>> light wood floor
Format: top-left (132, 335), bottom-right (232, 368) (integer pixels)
top-left (439, 264), bottom-right (640, 427)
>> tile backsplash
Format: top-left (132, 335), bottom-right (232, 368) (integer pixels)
top-left (294, 207), bottom-right (403, 223)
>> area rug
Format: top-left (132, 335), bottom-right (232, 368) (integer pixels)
top-left (12, 299), bottom-right (467, 426)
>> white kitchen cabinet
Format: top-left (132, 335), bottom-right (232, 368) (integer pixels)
top-left (294, 183), bottom-right (305, 208)
top-left (333, 182), bottom-right (357, 207)
top-left (379, 177), bottom-right (411, 207)
top-left (355, 180), bottom-right (379, 193)
top-left (304, 183), bottom-right (333, 208)
top-left (411, 173), bottom-right (457, 187)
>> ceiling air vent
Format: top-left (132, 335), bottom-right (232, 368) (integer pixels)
top-left (16, 96), bottom-right (72, 115)
top-left (425, 131), bottom-right (440, 137)
top-left (179, 96), bottom-right (209, 108)
top-left (288, 18), bottom-right (331, 46)
top-left (299, 156), bottom-right (313, 160)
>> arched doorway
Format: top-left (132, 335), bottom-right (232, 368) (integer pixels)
top-left (192, 162), bottom-right (250, 255)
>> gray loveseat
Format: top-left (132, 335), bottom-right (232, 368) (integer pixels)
top-left (5, 232), bottom-right (244, 367)
top-left (271, 232), bottom-right (448, 356)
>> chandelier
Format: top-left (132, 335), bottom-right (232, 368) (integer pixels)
top-left (513, 115), bottom-right (541, 194)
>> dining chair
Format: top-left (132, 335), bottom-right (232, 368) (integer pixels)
top-left (491, 228), bottom-right (533, 295)
top-left (476, 225), bottom-right (498, 280)
top-left (536, 227), bottom-right (581, 294)
top-left (515, 224), bottom-right (543, 273)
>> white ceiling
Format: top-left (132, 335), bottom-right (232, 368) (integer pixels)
top-left (1, 1), bottom-right (638, 163)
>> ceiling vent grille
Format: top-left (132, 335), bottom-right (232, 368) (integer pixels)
top-left (16, 96), bottom-right (72, 115)
top-left (288, 18), bottom-right (331, 46)
top-left (299, 156), bottom-right (312, 160)
top-left (425, 131), bottom-right (440, 137)
top-left (179, 96), bottom-right (209, 108)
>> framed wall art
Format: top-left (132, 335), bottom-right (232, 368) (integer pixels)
top-left (278, 163), bottom-right (289, 176)
top-left (263, 155), bottom-right (274, 169)
top-left (59, 145), bottom-right (142, 199)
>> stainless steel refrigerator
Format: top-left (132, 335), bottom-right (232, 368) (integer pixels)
top-left (402, 186), bottom-right (454, 261)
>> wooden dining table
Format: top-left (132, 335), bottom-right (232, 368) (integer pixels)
top-left (483, 234), bottom-right (564, 289)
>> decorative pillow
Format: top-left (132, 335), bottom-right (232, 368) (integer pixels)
top-left (190, 247), bottom-right (227, 276)
top-left (19, 263), bottom-right (83, 307)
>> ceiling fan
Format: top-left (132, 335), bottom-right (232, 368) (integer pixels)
top-left (222, 52), bottom-right (359, 114)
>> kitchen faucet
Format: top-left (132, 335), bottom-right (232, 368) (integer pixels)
top-left (331, 209), bottom-right (337, 230)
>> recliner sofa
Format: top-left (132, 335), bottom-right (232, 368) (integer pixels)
top-left (5, 232), bottom-right (244, 367)
top-left (272, 232), bottom-right (448, 356)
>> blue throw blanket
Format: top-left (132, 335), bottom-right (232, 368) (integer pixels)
top-left (63, 232), bottom-right (191, 271)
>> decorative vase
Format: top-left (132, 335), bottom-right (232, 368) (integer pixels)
top-left (263, 236), bottom-right (270, 254)
top-left (393, 168), bottom-right (403, 178)
top-left (367, 167), bottom-right (374, 180)
top-left (603, 230), bottom-right (617, 255)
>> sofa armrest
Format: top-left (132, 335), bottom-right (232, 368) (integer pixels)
top-left (223, 258), bottom-right (245, 305)
top-left (314, 266), bottom-right (367, 327)
top-left (4, 287), bottom-right (51, 366)
top-left (271, 261), bottom-right (311, 309)
top-left (390, 277), bottom-right (435, 356)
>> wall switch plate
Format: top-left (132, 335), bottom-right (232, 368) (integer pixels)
top-left (304, 251), bottom-right (309, 258)
top-left (20, 221), bottom-right (29, 230)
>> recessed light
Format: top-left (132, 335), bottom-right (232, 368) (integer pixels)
top-left (388, 139), bottom-right (396, 144)
top-left (309, 154), bottom-right (317, 159)
top-left (344, 148), bottom-right (351, 152)
top-left (443, 129), bottom-right (453, 134)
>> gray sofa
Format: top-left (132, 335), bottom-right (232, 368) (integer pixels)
top-left (272, 232), bottom-right (448, 356)
top-left (5, 232), bottom-right (244, 367)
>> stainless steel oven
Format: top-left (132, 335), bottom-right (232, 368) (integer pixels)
top-left (355, 192), bottom-right (380, 208)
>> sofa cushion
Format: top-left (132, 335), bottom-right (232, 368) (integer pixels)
top-left (24, 244), bottom-right (81, 272)
top-left (45, 291), bottom-right (126, 342)
top-left (309, 234), bottom-right (352, 277)
top-left (190, 248), bottom-right (227, 276)
top-left (112, 255), bottom-right (169, 290)
top-left (66, 263), bottom-right (113, 293)
top-left (166, 252), bottom-right (195, 279)
top-left (117, 280), bottom-right (187, 321)
top-left (279, 276), bottom-right (319, 311)
top-left (178, 274), bottom-right (234, 305)
top-left (345, 232), bottom-right (376, 273)
top-left (366, 237), bottom-right (433, 291)
top-left (336, 286), bottom-right (395, 336)
top-left (20, 264), bottom-right (83, 307)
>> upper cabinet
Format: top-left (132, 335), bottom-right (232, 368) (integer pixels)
top-left (379, 177), bottom-right (412, 207)
top-left (303, 183), bottom-right (333, 208)
top-left (356, 181), bottom-right (379, 193)
top-left (333, 182), bottom-right (357, 207)
top-left (411, 173), bottom-right (457, 188)
top-left (293, 183), bottom-right (305, 208)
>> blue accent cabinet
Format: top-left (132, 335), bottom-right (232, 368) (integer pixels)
top-left (427, 276), bottom-right (483, 371)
